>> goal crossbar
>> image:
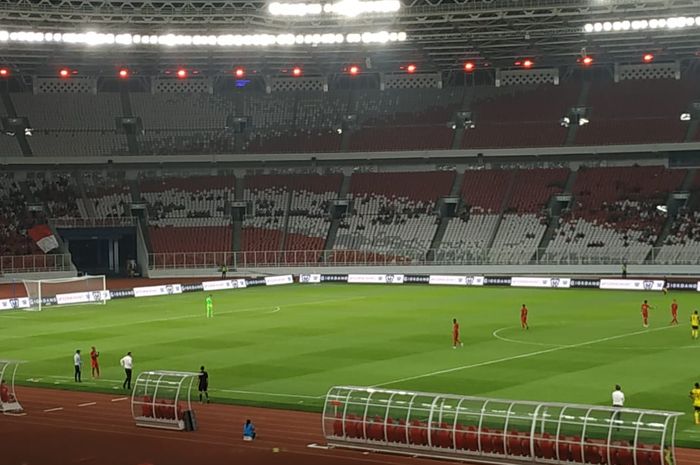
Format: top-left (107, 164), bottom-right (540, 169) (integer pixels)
top-left (22, 275), bottom-right (108, 312)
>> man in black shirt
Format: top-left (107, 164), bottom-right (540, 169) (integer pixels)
top-left (198, 366), bottom-right (209, 403)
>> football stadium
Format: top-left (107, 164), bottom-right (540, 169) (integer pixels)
top-left (2, 1), bottom-right (700, 464)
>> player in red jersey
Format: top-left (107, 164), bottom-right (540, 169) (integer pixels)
top-left (90, 346), bottom-right (100, 379)
top-left (520, 304), bottom-right (529, 330)
top-left (670, 299), bottom-right (679, 325)
top-left (641, 300), bottom-right (651, 328)
top-left (452, 318), bottom-right (463, 349)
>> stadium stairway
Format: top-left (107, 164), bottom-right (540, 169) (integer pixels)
top-left (74, 172), bottom-right (96, 218)
top-left (1, 90), bottom-right (32, 156)
top-left (564, 81), bottom-right (591, 146)
top-left (232, 174), bottom-right (243, 252)
top-left (279, 191), bottom-right (293, 250)
top-left (321, 173), bottom-right (350, 253)
top-left (485, 170), bottom-right (517, 250)
top-left (427, 172), bottom-right (463, 261)
top-left (686, 119), bottom-right (699, 142)
top-left (648, 168), bottom-right (699, 260)
top-left (534, 169), bottom-right (577, 262)
top-left (120, 88), bottom-right (139, 155)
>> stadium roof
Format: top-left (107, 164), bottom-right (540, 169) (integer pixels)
top-left (1, 0), bottom-right (700, 78)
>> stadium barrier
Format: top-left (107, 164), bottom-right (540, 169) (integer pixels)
top-left (0, 254), bottom-right (73, 274)
top-left (131, 370), bottom-right (199, 431)
top-left (50, 217), bottom-right (137, 228)
top-left (322, 386), bottom-right (683, 465)
top-left (1, 273), bottom-right (699, 313)
top-left (148, 248), bottom-right (700, 270)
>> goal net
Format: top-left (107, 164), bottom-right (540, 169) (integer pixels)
top-left (22, 275), bottom-right (108, 312)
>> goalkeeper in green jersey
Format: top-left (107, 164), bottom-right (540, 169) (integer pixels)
top-left (205, 294), bottom-right (213, 318)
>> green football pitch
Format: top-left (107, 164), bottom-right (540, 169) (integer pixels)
top-left (3, 283), bottom-right (700, 446)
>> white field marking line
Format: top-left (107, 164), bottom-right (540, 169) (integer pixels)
top-left (3, 412), bottom-right (27, 416)
top-left (373, 325), bottom-right (677, 388)
top-left (78, 402), bottom-right (97, 407)
top-left (2, 295), bottom-right (369, 340)
top-left (493, 325), bottom-right (694, 351)
top-left (307, 443), bottom-right (330, 450)
top-left (215, 389), bottom-right (324, 399)
top-left (267, 306), bottom-right (281, 314)
top-left (492, 327), bottom-right (567, 348)
top-left (43, 407), bottom-right (63, 413)
top-left (111, 397), bottom-right (129, 402)
top-left (47, 376), bottom-right (123, 384)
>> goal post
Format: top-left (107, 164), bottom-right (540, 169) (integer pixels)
top-left (22, 275), bottom-right (108, 311)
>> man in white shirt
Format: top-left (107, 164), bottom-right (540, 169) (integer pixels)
top-left (611, 384), bottom-right (625, 429)
top-left (120, 351), bottom-right (133, 390)
top-left (73, 349), bottom-right (82, 383)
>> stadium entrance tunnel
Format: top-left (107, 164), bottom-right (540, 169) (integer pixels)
top-left (0, 360), bottom-right (24, 413)
top-left (323, 386), bottom-right (682, 465)
top-left (131, 370), bottom-right (199, 431)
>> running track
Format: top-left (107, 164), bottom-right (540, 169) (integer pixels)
top-left (3, 387), bottom-right (700, 465)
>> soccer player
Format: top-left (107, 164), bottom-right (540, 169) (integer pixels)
top-left (691, 311), bottom-right (699, 340)
top-left (670, 299), bottom-right (679, 325)
top-left (452, 318), bottom-right (463, 349)
top-left (520, 304), bottom-right (529, 330)
top-left (90, 346), bottom-right (100, 379)
top-left (198, 365), bottom-right (209, 403)
top-left (690, 382), bottom-right (700, 425)
top-left (206, 294), bottom-right (213, 318)
top-left (641, 300), bottom-right (650, 328)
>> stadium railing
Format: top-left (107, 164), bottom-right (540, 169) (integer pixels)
top-left (0, 254), bottom-right (73, 274)
top-left (147, 247), bottom-right (699, 269)
top-left (50, 217), bottom-right (137, 228)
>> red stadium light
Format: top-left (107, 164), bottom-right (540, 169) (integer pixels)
top-left (176, 68), bottom-right (188, 79)
top-left (59, 68), bottom-right (70, 78)
top-left (234, 68), bottom-right (245, 78)
top-left (118, 68), bottom-right (129, 79)
top-left (643, 53), bottom-right (654, 63)
top-left (406, 64), bottom-right (417, 73)
top-left (522, 59), bottom-right (534, 68)
top-left (581, 55), bottom-right (594, 66)
top-left (0, 68), bottom-right (9, 77)
top-left (463, 62), bottom-right (475, 72)
top-left (348, 65), bottom-right (360, 76)
top-left (292, 67), bottom-right (302, 77)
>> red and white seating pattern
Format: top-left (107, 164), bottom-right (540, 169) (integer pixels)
top-left (437, 214), bottom-right (499, 262)
top-left (28, 174), bottom-right (82, 219)
top-left (544, 166), bottom-right (685, 263)
top-left (0, 174), bottom-right (40, 257)
top-left (657, 210), bottom-right (700, 264)
top-left (82, 172), bottom-right (132, 218)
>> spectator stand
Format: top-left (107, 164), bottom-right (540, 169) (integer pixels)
top-left (323, 385), bottom-right (683, 465)
top-left (0, 360), bottom-right (24, 413)
top-left (131, 370), bottom-right (199, 431)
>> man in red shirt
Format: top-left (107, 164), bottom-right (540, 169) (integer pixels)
top-left (90, 346), bottom-right (100, 379)
top-left (641, 300), bottom-right (651, 328)
top-left (452, 318), bottom-right (463, 349)
top-left (0, 381), bottom-right (15, 403)
top-left (521, 304), bottom-right (529, 330)
top-left (670, 299), bottom-right (679, 325)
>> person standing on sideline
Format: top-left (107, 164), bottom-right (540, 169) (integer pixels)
top-left (689, 382), bottom-right (700, 425)
top-left (198, 366), bottom-right (209, 403)
top-left (206, 294), bottom-right (213, 318)
top-left (243, 419), bottom-right (256, 440)
top-left (90, 346), bottom-right (100, 379)
top-left (621, 263), bottom-right (627, 278)
top-left (611, 384), bottom-right (625, 428)
top-left (691, 311), bottom-right (699, 340)
top-left (120, 351), bottom-right (133, 390)
top-left (73, 349), bottom-right (82, 383)
top-left (220, 263), bottom-right (228, 279)
top-left (452, 318), bottom-right (463, 349)
top-left (670, 299), bottom-right (679, 325)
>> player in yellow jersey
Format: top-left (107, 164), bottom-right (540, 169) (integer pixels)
top-left (689, 382), bottom-right (700, 425)
top-left (691, 311), bottom-right (699, 340)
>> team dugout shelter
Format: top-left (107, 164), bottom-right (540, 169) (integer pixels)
top-left (131, 370), bottom-right (199, 431)
top-left (323, 386), bottom-right (682, 465)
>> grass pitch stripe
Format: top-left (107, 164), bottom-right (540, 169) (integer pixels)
top-left (373, 325), bottom-right (677, 388)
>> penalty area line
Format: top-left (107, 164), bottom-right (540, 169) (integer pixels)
top-left (372, 325), bottom-right (676, 388)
